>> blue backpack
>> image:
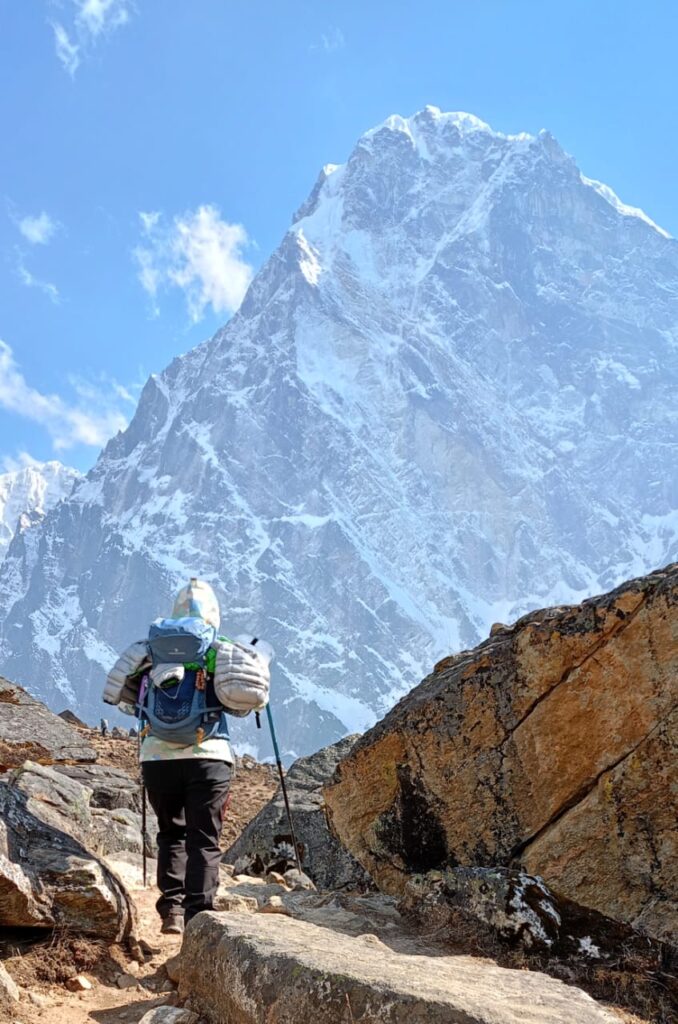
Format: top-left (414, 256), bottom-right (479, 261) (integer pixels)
top-left (139, 617), bottom-right (229, 746)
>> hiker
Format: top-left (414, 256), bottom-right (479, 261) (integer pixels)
top-left (102, 578), bottom-right (270, 934)
top-left (100, 717), bottom-right (109, 737)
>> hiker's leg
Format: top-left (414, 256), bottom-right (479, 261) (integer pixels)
top-left (183, 759), bottom-right (232, 923)
top-left (142, 760), bottom-right (187, 919)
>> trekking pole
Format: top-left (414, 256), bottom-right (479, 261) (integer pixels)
top-left (248, 637), bottom-right (303, 877)
top-left (137, 675), bottom-right (149, 888)
top-left (266, 702), bottom-right (304, 876)
top-left (141, 786), bottom-right (148, 888)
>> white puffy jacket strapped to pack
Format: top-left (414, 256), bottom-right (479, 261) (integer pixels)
top-left (103, 641), bottom-right (150, 705)
top-left (213, 639), bottom-right (271, 712)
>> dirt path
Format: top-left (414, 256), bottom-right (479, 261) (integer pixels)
top-left (3, 734), bottom-right (279, 1024)
top-left (5, 884), bottom-right (187, 1024)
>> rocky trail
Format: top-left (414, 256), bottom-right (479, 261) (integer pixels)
top-left (1, 566), bottom-right (676, 1023)
top-left (0, 716), bottom-right (278, 1024)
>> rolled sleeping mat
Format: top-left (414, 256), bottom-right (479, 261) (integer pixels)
top-left (103, 641), bottom-right (150, 705)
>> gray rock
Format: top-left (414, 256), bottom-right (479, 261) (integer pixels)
top-left (10, 759), bottom-right (151, 859)
top-left (55, 762), bottom-right (140, 810)
top-left (0, 677), bottom-right (95, 769)
top-left (52, 763), bottom-right (158, 855)
top-left (224, 735), bottom-right (370, 891)
top-left (179, 911), bottom-right (617, 1023)
top-left (0, 761), bottom-right (137, 940)
top-left (0, 962), bottom-right (20, 1005)
top-left (28, 991), bottom-right (54, 1007)
top-left (58, 709), bottom-right (89, 728)
top-left (138, 1009), bottom-right (199, 1024)
top-left (283, 868), bottom-right (316, 891)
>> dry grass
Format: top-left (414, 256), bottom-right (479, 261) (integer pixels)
top-left (2, 929), bottom-right (113, 987)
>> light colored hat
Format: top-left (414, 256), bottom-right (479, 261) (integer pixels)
top-left (172, 577), bottom-right (221, 630)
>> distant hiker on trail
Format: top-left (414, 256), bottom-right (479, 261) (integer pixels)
top-left (102, 577), bottom-right (271, 935)
top-left (100, 717), bottom-right (109, 737)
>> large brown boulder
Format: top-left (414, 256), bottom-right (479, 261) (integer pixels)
top-left (0, 676), bottom-right (95, 769)
top-left (324, 564), bottom-right (677, 946)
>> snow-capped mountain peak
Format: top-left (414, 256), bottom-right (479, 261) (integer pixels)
top-left (0, 460), bottom-right (81, 559)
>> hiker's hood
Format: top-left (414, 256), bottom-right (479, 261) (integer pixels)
top-left (172, 578), bottom-right (221, 630)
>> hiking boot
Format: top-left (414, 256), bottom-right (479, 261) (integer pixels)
top-left (161, 911), bottom-right (184, 935)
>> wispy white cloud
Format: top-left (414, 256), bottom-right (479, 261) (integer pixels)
top-left (18, 211), bottom-right (59, 245)
top-left (0, 339), bottom-right (131, 451)
top-left (133, 205), bottom-right (254, 322)
top-left (311, 27), bottom-right (345, 53)
top-left (50, 0), bottom-right (132, 75)
top-left (67, 370), bottom-right (141, 408)
top-left (52, 21), bottom-right (80, 75)
top-left (1, 451), bottom-right (50, 473)
top-left (17, 259), bottom-right (60, 304)
top-left (76, 0), bottom-right (130, 37)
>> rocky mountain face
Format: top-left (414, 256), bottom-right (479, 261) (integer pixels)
top-left (0, 459), bottom-right (79, 560)
top-left (0, 108), bottom-right (676, 757)
top-left (325, 564), bottom-right (678, 948)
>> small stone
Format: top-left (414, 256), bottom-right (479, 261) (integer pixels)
top-left (125, 960), bottom-right (140, 975)
top-left (66, 974), bottom-right (92, 992)
top-left (143, 992), bottom-right (180, 1009)
top-left (264, 870), bottom-right (289, 887)
top-left (28, 991), bottom-right (54, 1007)
top-left (221, 863), bottom-right (235, 876)
top-left (139, 938), bottom-right (162, 956)
top-left (258, 895), bottom-right (290, 915)
top-left (214, 892), bottom-right (259, 913)
top-left (0, 963), bottom-right (20, 1004)
top-left (165, 953), bottom-right (183, 984)
top-left (116, 972), bottom-right (138, 989)
top-left (283, 868), bottom-right (316, 891)
top-left (233, 874), bottom-right (265, 885)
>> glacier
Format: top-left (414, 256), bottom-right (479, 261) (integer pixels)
top-left (0, 107), bottom-right (676, 758)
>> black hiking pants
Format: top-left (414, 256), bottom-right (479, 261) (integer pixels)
top-left (142, 758), bottom-right (232, 923)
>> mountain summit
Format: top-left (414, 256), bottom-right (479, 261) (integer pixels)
top-left (1, 110), bottom-right (676, 756)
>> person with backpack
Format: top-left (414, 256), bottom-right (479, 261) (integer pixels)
top-left (103, 578), bottom-right (270, 935)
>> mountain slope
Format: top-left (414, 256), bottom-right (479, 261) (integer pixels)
top-left (0, 460), bottom-right (80, 560)
top-left (1, 108), bottom-right (676, 757)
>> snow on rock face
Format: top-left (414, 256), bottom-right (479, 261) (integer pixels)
top-left (0, 461), bottom-right (80, 559)
top-left (0, 109), bottom-right (676, 757)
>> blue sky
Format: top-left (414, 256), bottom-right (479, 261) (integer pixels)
top-left (1, 0), bottom-right (677, 474)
